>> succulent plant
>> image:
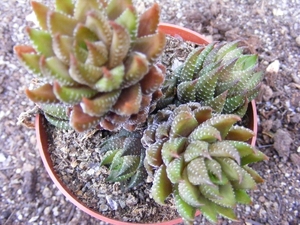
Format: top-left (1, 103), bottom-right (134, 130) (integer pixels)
top-left (99, 129), bottom-right (147, 189)
top-left (15, 0), bottom-right (166, 132)
top-left (157, 41), bottom-right (263, 117)
top-left (141, 102), bottom-right (268, 223)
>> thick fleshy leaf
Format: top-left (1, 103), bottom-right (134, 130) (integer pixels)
top-left (122, 52), bottom-right (149, 88)
top-left (14, 46), bottom-right (42, 76)
top-left (205, 158), bottom-right (223, 181)
top-left (151, 165), bottom-right (172, 205)
top-left (41, 56), bottom-right (77, 86)
top-left (74, 0), bottom-right (100, 22)
top-left (169, 111), bottom-right (198, 138)
top-left (117, 155), bottom-right (140, 177)
top-left (99, 136), bottom-right (126, 153)
top-left (193, 43), bottom-right (215, 77)
top-left (193, 106), bottom-right (213, 124)
top-left (209, 141), bottom-right (241, 165)
top-left (53, 82), bottom-right (97, 104)
top-left (241, 150), bottom-right (268, 166)
top-left (40, 103), bottom-right (68, 120)
top-left (138, 3), bottom-right (160, 37)
top-left (85, 41), bottom-right (108, 67)
top-left (55, 0), bottom-right (74, 16)
top-left (100, 149), bottom-right (119, 166)
top-left (161, 137), bottom-right (187, 165)
top-left (188, 125), bottom-right (221, 143)
top-left (223, 95), bottom-right (244, 114)
top-left (199, 184), bottom-right (222, 200)
top-left (174, 184), bottom-right (196, 222)
top-left (243, 165), bottom-right (264, 183)
top-left (187, 157), bottom-right (212, 185)
top-left (184, 141), bottom-right (210, 163)
top-left (204, 91), bottom-right (227, 113)
top-left (146, 140), bottom-right (163, 167)
top-left (231, 168), bottom-right (257, 190)
top-left (44, 113), bottom-right (71, 130)
top-left (70, 105), bottom-right (101, 132)
top-left (81, 90), bottom-right (121, 117)
top-left (166, 157), bottom-right (184, 183)
top-left (112, 83), bottom-right (142, 116)
top-left (52, 34), bottom-right (73, 64)
top-left (139, 65), bottom-right (165, 95)
top-left (108, 21), bottom-right (131, 68)
top-left (211, 182), bottom-right (236, 208)
top-left (85, 11), bottom-right (112, 47)
top-left (25, 84), bottom-right (58, 103)
top-left (69, 54), bottom-right (103, 86)
top-left (115, 6), bottom-right (138, 40)
top-left (122, 137), bottom-right (142, 156)
top-left (132, 31), bottom-right (166, 63)
top-left (198, 198), bottom-right (218, 223)
top-left (31, 1), bottom-right (49, 30)
top-left (94, 65), bottom-right (125, 92)
top-left (47, 11), bottom-right (77, 36)
top-left (226, 125), bottom-right (254, 142)
top-left (226, 141), bottom-right (256, 158)
top-left (127, 166), bottom-right (148, 189)
top-left (234, 189), bottom-right (252, 205)
top-left (177, 80), bottom-right (197, 103)
top-left (216, 158), bottom-right (243, 182)
top-left (26, 27), bottom-right (54, 57)
top-left (215, 204), bottom-right (238, 221)
top-left (106, 0), bottom-right (133, 20)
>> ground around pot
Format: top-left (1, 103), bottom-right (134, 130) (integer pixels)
top-left (0, 0), bottom-right (299, 225)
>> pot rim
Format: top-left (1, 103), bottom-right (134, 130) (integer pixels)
top-left (35, 23), bottom-right (258, 225)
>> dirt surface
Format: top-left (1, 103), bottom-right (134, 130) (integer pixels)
top-left (0, 0), bottom-right (299, 225)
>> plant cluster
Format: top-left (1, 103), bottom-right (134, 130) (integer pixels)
top-left (15, 0), bottom-right (166, 132)
top-left (15, 0), bottom-right (266, 224)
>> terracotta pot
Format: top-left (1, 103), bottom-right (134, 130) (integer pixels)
top-left (35, 23), bottom-right (258, 225)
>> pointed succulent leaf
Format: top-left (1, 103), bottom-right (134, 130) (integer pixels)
top-left (223, 95), bottom-right (244, 114)
top-left (199, 184), bottom-right (222, 200)
top-left (188, 125), bottom-right (221, 143)
top-left (108, 21), bottom-right (131, 68)
top-left (55, 0), bottom-right (74, 16)
top-left (234, 189), bottom-right (252, 205)
top-left (108, 150), bottom-right (123, 171)
top-left (226, 125), bottom-right (254, 142)
top-left (201, 114), bottom-right (241, 140)
top-left (127, 166), bottom-right (147, 188)
top-left (166, 157), bottom-right (184, 183)
top-left (170, 111), bottom-right (198, 138)
top-left (177, 80), bottom-right (197, 103)
top-left (47, 11), bottom-right (77, 36)
top-left (70, 105), bottom-right (101, 132)
top-left (122, 137), bottom-right (142, 156)
top-left (209, 171), bottom-right (229, 186)
top-left (225, 141), bottom-right (256, 158)
top-left (198, 197), bottom-right (218, 223)
top-left (139, 65), bottom-right (165, 95)
top-left (231, 168), bottom-right (257, 190)
top-left (106, 0), bottom-right (133, 20)
top-left (231, 98), bottom-right (249, 117)
top-left (74, 23), bottom-right (99, 46)
top-left (99, 136), bottom-right (126, 153)
top-left (26, 27), bottom-right (54, 57)
top-left (44, 113), bottom-right (71, 130)
top-left (193, 106), bottom-right (212, 124)
top-left (85, 11), bottom-right (112, 47)
top-left (241, 150), bottom-right (268, 166)
top-left (204, 91), bottom-right (227, 113)
top-left (107, 169), bottom-right (136, 182)
top-left (100, 149), bottom-right (119, 166)
top-left (15, 48), bottom-right (42, 76)
top-left (81, 90), bottom-right (121, 117)
top-left (94, 65), bottom-right (125, 92)
top-left (184, 141), bottom-right (210, 163)
top-left (40, 103), bottom-right (68, 120)
top-left (69, 54), bottom-right (103, 86)
top-left (174, 184), bottom-right (196, 222)
top-left (112, 83), bottom-right (142, 116)
top-left (25, 84), bottom-right (58, 103)
top-left (187, 157), bottom-right (212, 185)
top-left (74, 0), bottom-right (101, 22)
top-left (117, 155), bottom-right (140, 177)
top-left (151, 165), bottom-right (172, 205)
top-left (132, 31), bottom-right (166, 63)
top-left (211, 182), bottom-right (236, 208)
top-left (31, 1), bottom-right (49, 30)
top-left (52, 34), bottom-right (73, 64)
top-left (122, 52), bottom-right (149, 88)
top-left (85, 41), bottom-right (108, 67)
top-left (193, 42), bottom-right (215, 76)
top-left (243, 165), bottom-right (264, 183)
top-left (216, 158), bottom-right (243, 182)
top-left (161, 137), bottom-right (187, 165)
top-left (209, 141), bottom-right (241, 165)
top-left (178, 170), bottom-right (204, 207)
top-left (41, 56), bottom-right (77, 86)
top-left (205, 158), bottom-right (223, 181)
top-left (115, 6), bottom-right (138, 40)
top-left (146, 140), bottom-right (164, 167)
top-left (216, 41), bottom-right (239, 62)
top-left (178, 47), bottom-right (204, 83)
top-left (137, 3), bottom-right (160, 37)
top-left (215, 204), bottom-right (238, 221)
